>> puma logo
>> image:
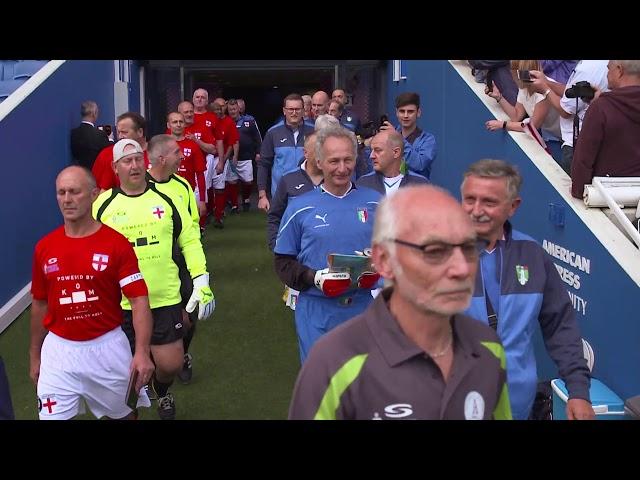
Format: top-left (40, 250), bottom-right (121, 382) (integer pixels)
top-left (315, 213), bottom-right (328, 223)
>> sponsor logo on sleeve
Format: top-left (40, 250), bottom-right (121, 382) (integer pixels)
top-left (44, 257), bottom-right (59, 274)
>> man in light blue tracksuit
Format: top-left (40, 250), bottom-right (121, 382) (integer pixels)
top-left (392, 92), bottom-right (437, 180)
top-left (257, 93), bottom-right (315, 212)
top-left (460, 159), bottom-right (594, 420)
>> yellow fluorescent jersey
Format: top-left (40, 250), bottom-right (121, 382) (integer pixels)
top-left (146, 172), bottom-right (200, 226)
top-left (93, 183), bottom-right (207, 309)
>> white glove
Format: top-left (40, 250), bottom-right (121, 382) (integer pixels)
top-left (314, 268), bottom-right (351, 297)
top-left (186, 273), bottom-right (215, 320)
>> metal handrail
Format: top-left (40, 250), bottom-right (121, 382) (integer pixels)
top-left (591, 177), bottom-right (640, 248)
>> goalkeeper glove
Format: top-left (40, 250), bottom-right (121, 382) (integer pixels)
top-left (314, 268), bottom-right (351, 297)
top-left (186, 273), bottom-right (215, 320)
top-left (356, 271), bottom-right (381, 289)
top-left (354, 247), bottom-right (379, 289)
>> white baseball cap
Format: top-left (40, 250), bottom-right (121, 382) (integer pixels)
top-left (113, 139), bottom-right (143, 163)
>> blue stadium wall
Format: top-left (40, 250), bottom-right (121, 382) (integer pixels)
top-left (129, 61), bottom-right (141, 113)
top-left (386, 60), bottom-right (640, 401)
top-left (0, 60), bottom-right (117, 308)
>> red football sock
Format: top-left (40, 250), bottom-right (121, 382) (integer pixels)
top-left (214, 189), bottom-right (226, 221)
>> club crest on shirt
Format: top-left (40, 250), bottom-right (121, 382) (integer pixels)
top-left (92, 253), bottom-right (109, 272)
top-left (244, 121), bottom-right (250, 128)
top-left (357, 207), bottom-right (368, 223)
top-left (516, 265), bottom-right (529, 285)
top-left (464, 391), bottom-right (485, 420)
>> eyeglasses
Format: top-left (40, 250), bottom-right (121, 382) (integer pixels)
top-left (391, 238), bottom-right (489, 264)
top-left (284, 107), bottom-right (302, 113)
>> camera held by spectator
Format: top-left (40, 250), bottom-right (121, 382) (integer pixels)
top-left (360, 114), bottom-right (389, 139)
top-left (565, 81), bottom-right (596, 101)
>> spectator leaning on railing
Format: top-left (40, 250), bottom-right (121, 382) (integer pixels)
top-left (570, 60), bottom-right (640, 198)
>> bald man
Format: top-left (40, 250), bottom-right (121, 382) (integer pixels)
top-left (31, 166), bottom-right (154, 420)
top-left (289, 185), bottom-right (511, 420)
top-left (357, 129), bottom-right (428, 196)
top-left (311, 90), bottom-right (330, 119)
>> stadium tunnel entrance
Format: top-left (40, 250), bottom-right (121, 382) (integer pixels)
top-left (141, 60), bottom-right (386, 137)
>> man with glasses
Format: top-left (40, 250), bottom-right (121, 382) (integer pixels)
top-left (288, 185), bottom-right (512, 419)
top-left (258, 93), bottom-right (314, 212)
top-left (460, 159), bottom-right (593, 420)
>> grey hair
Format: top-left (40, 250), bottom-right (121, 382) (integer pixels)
top-left (80, 100), bottom-right (98, 118)
top-left (384, 130), bottom-right (405, 156)
top-left (314, 114), bottom-right (340, 131)
top-left (147, 134), bottom-right (176, 166)
top-left (372, 193), bottom-right (399, 257)
top-left (304, 132), bottom-right (317, 148)
top-left (315, 126), bottom-right (357, 163)
top-left (462, 159), bottom-right (522, 200)
top-left (614, 60), bottom-right (640, 75)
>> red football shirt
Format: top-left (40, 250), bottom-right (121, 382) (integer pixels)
top-left (176, 138), bottom-right (206, 191)
top-left (214, 115), bottom-right (240, 153)
top-left (31, 224), bottom-right (148, 341)
top-left (193, 111), bottom-right (218, 139)
top-left (164, 124), bottom-right (216, 155)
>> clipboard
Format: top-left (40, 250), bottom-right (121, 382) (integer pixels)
top-left (126, 370), bottom-right (139, 410)
top-left (327, 253), bottom-right (374, 290)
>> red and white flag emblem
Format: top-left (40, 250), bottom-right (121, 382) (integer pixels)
top-left (152, 206), bottom-right (165, 219)
top-left (92, 253), bottom-right (109, 272)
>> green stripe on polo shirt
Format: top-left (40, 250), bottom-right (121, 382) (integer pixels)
top-left (314, 354), bottom-right (369, 420)
top-left (493, 384), bottom-right (513, 420)
top-left (480, 341), bottom-right (506, 369)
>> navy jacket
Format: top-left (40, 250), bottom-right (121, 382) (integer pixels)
top-left (356, 170), bottom-right (429, 194)
top-left (267, 166), bottom-right (318, 250)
